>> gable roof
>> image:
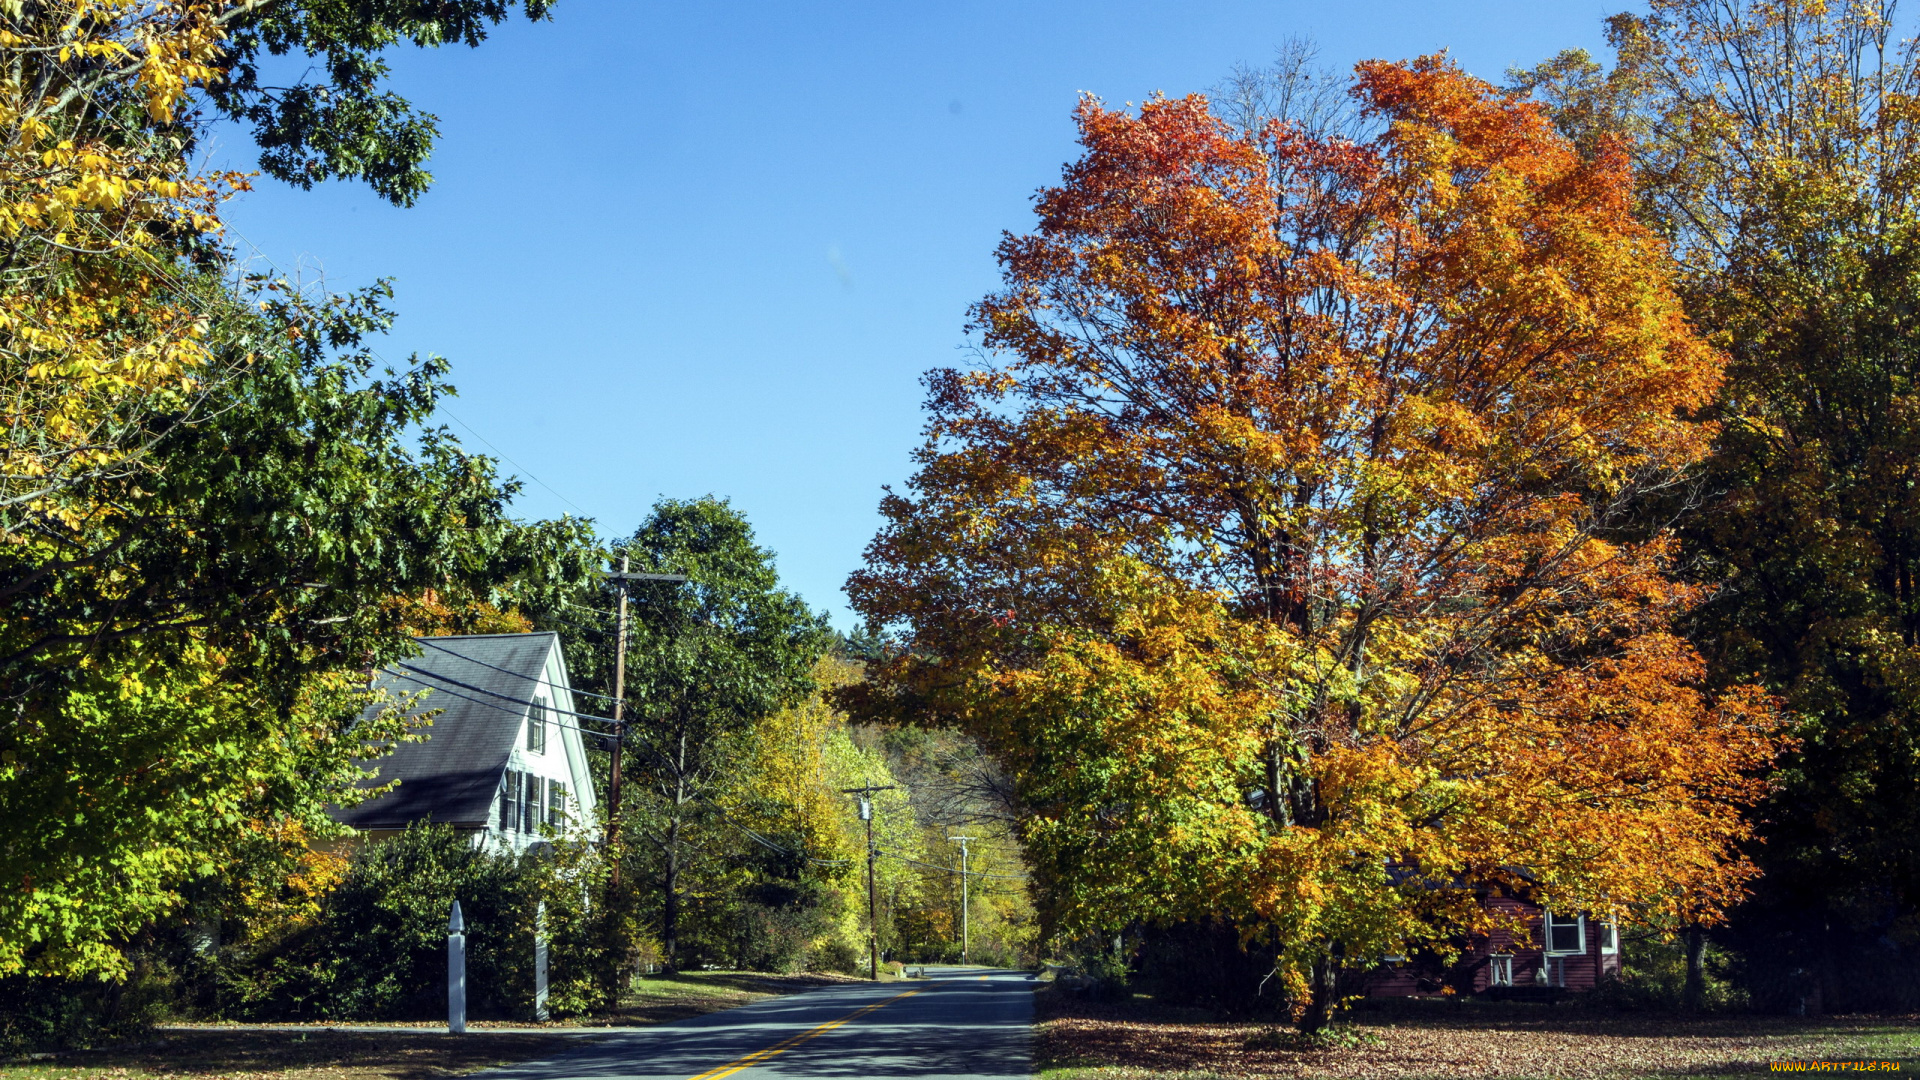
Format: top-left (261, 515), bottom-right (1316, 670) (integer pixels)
top-left (331, 632), bottom-right (560, 831)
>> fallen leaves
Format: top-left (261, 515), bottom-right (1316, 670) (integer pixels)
top-left (1034, 988), bottom-right (1920, 1078)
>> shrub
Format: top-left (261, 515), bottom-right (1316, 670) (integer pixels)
top-left (0, 967), bottom-right (169, 1055)
top-left (1583, 927), bottom-right (1748, 1012)
top-left (808, 934), bottom-right (865, 974)
top-left (214, 824), bottom-right (547, 1021)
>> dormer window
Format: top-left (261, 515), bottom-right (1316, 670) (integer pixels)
top-left (528, 697), bottom-right (547, 754)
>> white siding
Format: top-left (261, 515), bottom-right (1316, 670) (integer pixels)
top-left (482, 637), bottom-right (599, 853)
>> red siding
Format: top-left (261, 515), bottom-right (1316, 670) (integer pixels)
top-left (1361, 898), bottom-right (1621, 997)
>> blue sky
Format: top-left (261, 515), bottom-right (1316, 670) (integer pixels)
top-left (214, 0), bottom-right (1629, 627)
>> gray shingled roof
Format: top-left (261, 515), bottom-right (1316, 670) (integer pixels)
top-left (330, 632), bottom-right (558, 831)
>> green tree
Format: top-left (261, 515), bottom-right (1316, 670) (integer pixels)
top-left (209, 0), bottom-right (557, 207)
top-left (0, 0), bottom-right (591, 994)
top-left (1515, 0), bottom-right (1920, 1011)
top-left (0, 276), bottom-right (597, 980)
top-left (578, 499), bottom-right (829, 971)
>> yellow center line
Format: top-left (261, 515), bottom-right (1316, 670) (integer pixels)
top-left (682, 980), bottom-right (948, 1080)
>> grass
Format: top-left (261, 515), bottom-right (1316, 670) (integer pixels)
top-left (1034, 987), bottom-right (1920, 1079)
top-left (0, 970), bottom-right (866, 1080)
top-left (598, 969), bottom-right (864, 1026)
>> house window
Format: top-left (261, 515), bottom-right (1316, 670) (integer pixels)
top-left (1597, 920), bottom-right (1619, 954)
top-left (1545, 910), bottom-right (1585, 954)
top-left (528, 698), bottom-right (547, 754)
top-left (548, 780), bottom-right (568, 828)
top-left (522, 772), bottom-right (541, 834)
top-left (1489, 954), bottom-right (1514, 987)
top-left (499, 771), bottom-right (518, 832)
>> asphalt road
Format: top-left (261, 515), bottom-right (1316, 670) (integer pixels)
top-left (483, 968), bottom-right (1034, 1080)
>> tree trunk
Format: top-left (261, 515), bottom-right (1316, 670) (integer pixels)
top-left (1812, 919), bottom-right (1836, 1017)
top-left (661, 816), bottom-right (681, 973)
top-left (658, 721), bottom-right (693, 974)
top-left (1682, 926), bottom-right (1706, 1011)
top-left (1297, 955), bottom-right (1339, 1034)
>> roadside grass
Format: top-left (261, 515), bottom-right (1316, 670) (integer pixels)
top-left (1034, 986), bottom-right (1920, 1079)
top-left (0, 971), bottom-right (865, 1080)
top-left (604, 969), bottom-right (863, 1026)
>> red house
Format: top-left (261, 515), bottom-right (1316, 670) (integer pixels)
top-left (1364, 897), bottom-right (1621, 998)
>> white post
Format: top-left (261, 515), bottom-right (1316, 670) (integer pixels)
top-left (948, 836), bottom-right (976, 965)
top-left (534, 900), bottom-right (549, 1021)
top-left (961, 843), bottom-right (970, 964)
top-left (448, 900), bottom-right (467, 1034)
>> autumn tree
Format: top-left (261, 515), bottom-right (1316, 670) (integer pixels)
top-left (1516, 0), bottom-right (1920, 1011)
top-left (848, 57), bottom-right (1781, 1029)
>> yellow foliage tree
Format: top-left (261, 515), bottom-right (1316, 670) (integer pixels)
top-left (2, 1), bottom-right (243, 528)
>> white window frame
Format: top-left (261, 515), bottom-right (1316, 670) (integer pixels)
top-left (522, 771), bottom-right (542, 833)
top-left (528, 697), bottom-right (547, 754)
top-left (1489, 953), bottom-right (1514, 987)
top-left (499, 770), bottom-right (519, 833)
top-left (1544, 909), bottom-right (1586, 955)
top-left (1597, 919), bottom-right (1619, 955)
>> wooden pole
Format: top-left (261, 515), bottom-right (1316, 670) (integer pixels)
top-left (841, 783), bottom-right (897, 981)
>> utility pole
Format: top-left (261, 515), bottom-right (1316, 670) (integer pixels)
top-left (842, 782), bottom-right (897, 981)
top-left (602, 559), bottom-right (687, 881)
top-left (949, 835), bottom-right (976, 965)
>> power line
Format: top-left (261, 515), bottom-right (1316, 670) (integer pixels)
top-left (432, 402), bottom-right (589, 518)
top-left (415, 638), bottom-right (624, 705)
top-left (876, 849), bottom-right (1030, 881)
top-left (700, 799), bottom-right (853, 867)
top-left (565, 600), bottom-right (625, 617)
top-left (232, 222), bottom-right (593, 520)
top-left (378, 674), bottom-right (617, 745)
top-left (211, 199), bottom-right (598, 521)
top-left (388, 662), bottom-right (621, 729)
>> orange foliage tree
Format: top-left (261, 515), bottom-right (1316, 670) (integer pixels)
top-left (847, 56), bottom-right (1783, 1028)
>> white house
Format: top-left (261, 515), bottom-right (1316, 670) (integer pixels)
top-left (332, 631), bottom-right (599, 851)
